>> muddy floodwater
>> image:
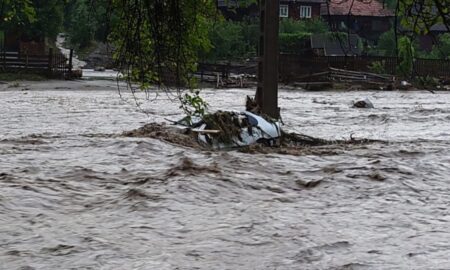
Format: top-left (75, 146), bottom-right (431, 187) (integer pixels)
top-left (1, 80), bottom-right (450, 269)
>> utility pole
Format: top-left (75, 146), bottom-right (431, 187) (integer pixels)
top-left (255, 0), bottom-right (280, 119)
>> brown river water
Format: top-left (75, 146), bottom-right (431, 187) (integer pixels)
top-left (1, 80), bottom-right (449, 269)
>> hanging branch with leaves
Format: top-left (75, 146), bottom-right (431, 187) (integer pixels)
top-left (103, 0), bottom-right (216, 118)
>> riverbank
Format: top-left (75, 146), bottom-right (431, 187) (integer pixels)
top-left (0, 73), bottom-right (48, 82)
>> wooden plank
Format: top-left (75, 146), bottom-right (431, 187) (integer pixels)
top-left (191, 129), bottom-right (221, 134)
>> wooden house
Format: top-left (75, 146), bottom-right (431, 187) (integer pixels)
top-left (216, 0), bottom-right (324, 21)
top-left (1, 30), bottom-right (46, 55)
top-left (279, 0), bottom-right (324, 20)
top-left (320, 0), bottom-right (394, 42)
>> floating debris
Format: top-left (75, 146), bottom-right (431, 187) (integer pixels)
top-left (353, 98), bottom-right (374, 108)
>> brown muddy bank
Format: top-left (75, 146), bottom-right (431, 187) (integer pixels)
top-left (1, 81), bottom-right (450, 269)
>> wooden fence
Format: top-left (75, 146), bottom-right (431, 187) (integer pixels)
top-left (279, 54), bottom-right (450, 82)
top-left (196, 62), bottom-right (257, 81)
top-left (0, 48), bottom-right (73, 77)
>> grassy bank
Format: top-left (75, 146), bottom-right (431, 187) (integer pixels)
top-left (0, 73), bottom-right (48, 82)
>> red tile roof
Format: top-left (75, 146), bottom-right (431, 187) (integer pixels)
top-left (282, 0), bottom-right (325, 3)
top-left (320, 0), bottom-right (394, 17)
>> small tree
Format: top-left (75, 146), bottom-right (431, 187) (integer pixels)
top-left (429, 33), bottom-right (450, 59)
top-left (397, 36), bottom-right (415, 77)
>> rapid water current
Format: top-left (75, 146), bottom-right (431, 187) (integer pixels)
top-left (0, 80), bottom-right (449, 269)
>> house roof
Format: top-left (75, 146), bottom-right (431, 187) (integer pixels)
top-left (430, 23), bottom-right (449, 32)
top-left (320, 0), bottom-right (394, 17)
top-left (281, 0), bottom-right (325, 3)
top-left (311, 34), bottom-right (361, 56)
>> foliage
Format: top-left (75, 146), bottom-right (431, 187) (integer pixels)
top-left (279, 18), bottom-right (328, 34)
top-left (0, 0), bottom-right (36, 29)
top-left (397, 36), bottom-right (415, 77)
top-left (108, 0), bottom-right (215, 116)
top-left (203, 18), bottom-right (329, 61)
top-left (368, 61), bottom-right (387, 74)
top-left (0, 0), bottom-right (63, 40)
top-left (64, 0), bottom-right (95, 48)
top-left (376, 29), bottom-right (397, 56)
top-left (202, 20), bottom-right (251, 61)
top-left (27, 0), bottom-right (64, 40)
top-left (0, 72), bottom-right (47, 81)
top-left (179, 90), bottom-right (209, 120)
top-left (64, 0), bottom-right (115, 48)
top-left (428, 33), bottom-right (450, 59)
top-left (279, 32), bottom-right (311, 53)
top-left (413, 75), bottom-right (439, 89)
top-left (277, 19), bottom-right (328, 54)
top-left (399, 0), bottom-right (449, 35)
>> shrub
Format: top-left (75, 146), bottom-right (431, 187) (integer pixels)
top-left (368, 60), bottom-right (387, 74)
top-left (279, 32), bottom-right (311, 53)
top-left (377, 29), bottom-right (397, 56)
top-left (397, 36), bottom-right (415, 77)
top-left (428, 33), bottom-right (450, 59)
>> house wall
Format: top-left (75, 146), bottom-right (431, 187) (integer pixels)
top-left (4, 32), bottom-right (20, 51)
top-left (323, 15), bottom-right (392, 41)
top-left (418, 32), bottom-right (445, 52)
top-left (3, 31), bottom-right (47, 54)
top-left (281, 1), bottom-right (322, 20)
top-left (19, 41), bottom-right (46, 55)
top-left (218, 1), bottom-right (323, 21)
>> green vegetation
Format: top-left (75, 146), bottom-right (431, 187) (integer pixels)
top-left (202, 18), bottom-right (329, 61)
top-left (0, 0), bottom-right (36, 29)
top-left (2, 0), bottom-right (450, 85)
top-left (0, 72), bottom-right (47, 81)
top-left (64, 0), bottom-right (113, 49)
top-left (109, 0), bottom-right (215, 88)
top-left (201, 20), bottom-right (256, 62)
top-left (279, 19), bottom-right (328, 53)
top-left (368, 61), bottom-right (387, 74)
top-left (375, 29), bottom-right (397, 56)
top-left (397, 36), bottom-right (415, 77)
top-left (427, 33), bottom-right (450, 59)
top-left (0, 0), bottom-right (64, 40)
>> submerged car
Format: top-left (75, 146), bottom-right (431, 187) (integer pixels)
top-left (175, 111), bottom-right (282, 149)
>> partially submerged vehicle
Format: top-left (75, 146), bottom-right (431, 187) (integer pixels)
top-left (174, 111), bottom-right (282, 149)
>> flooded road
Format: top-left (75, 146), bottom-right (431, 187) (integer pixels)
top-left (1, 80), bottom-right (449, 269)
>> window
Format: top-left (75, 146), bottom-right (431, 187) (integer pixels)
top-left (280, 4), bottom-right (289, 18)
top-left (217, 0), bottom-right (226, 7)
top-left (300, 5), bottom-right (312, 19)
top-left (217, 0), bottom-right (237, 7)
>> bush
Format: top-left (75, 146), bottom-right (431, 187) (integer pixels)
top-left (202, 20), bottom-right (253, 61)
top-left (278, 19), bottom-right (327, 54)
top-left (279, 18), bottom-right (328, 34)
top-left (368, 61), bottom-right (387, 74)
top-left (279, 32), bottom-right (311, 53)
top-left (377, 29), bottom-right (397, 56)
top-left (202, 18), bottom-right (329, 61)
top-left (428, 33), bottom-right (450, 59)
top-left (397, 36), bottom-right (415, 77)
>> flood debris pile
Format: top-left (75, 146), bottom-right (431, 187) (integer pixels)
top-left (123, 122), bottom-right (201, 148)
top-left (124, 110), bottom-right (377, 154)
top-left (196, 110), bottom-right (281, 148)
top-left (201, 111), bottom-right (250, 144)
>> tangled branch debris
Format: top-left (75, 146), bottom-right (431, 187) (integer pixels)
top-left (123, 111), bottom-right (379, 154)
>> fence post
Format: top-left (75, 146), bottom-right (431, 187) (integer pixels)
top-left (48, 48), bottom-right (53, 75)
top-left (69, 49), bottom-right (73, 75)
top-left (25, 51), bottom-right (29, 70)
